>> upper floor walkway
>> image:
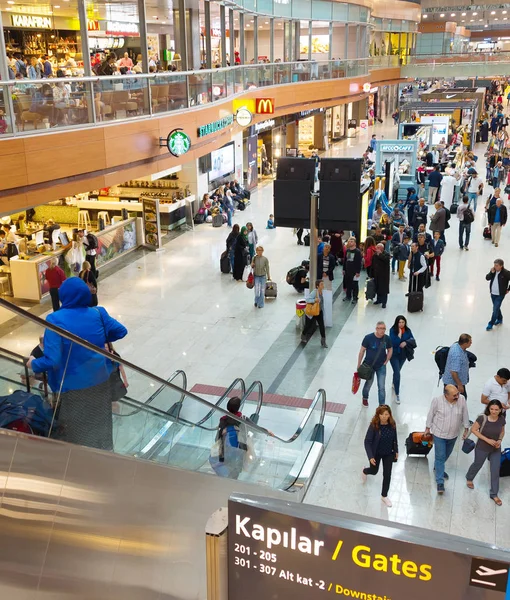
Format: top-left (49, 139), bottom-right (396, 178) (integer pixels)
top-left (402, 51), bottom-right (510, 78)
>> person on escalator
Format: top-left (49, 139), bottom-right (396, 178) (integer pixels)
top-left (210, 396), bottom-right (251, 479)
top-left (26, 277), bottom-right (128, 451)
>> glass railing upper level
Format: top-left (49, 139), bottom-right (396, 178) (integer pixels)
top-left (409, 51), bottom-right (510, 65)
top-left (0, 297), bottom-right (326, 492)
top-left (0, 58), bottom-right (371, 138)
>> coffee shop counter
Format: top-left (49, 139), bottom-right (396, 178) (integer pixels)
top-left (10, 218), bottom-right (142, 302)
top-left (76, 195), bottom-right (197, 230)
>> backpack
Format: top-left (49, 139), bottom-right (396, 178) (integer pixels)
top-left (434, 345), bottom-right (450, 384)
top-left (224, 421), bottom-right (248, 452)
top-left (286, 266), bottom-right (300, 285)
top-left (463, 208), bottom-right (474, 224)
top-left (86, 233), bottom-right (98, 250)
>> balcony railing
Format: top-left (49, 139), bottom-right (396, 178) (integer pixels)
top-left (407, 51), bottom-right (510, 66)
top-left (0, 58), bottom-right (371, 138)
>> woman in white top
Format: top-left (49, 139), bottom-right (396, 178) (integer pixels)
top-left (246, 222), bottom-right (258, 260)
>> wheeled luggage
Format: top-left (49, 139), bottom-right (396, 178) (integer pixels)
top-left (365, 278), bottom-right (376, 301)
top-left (265, 280), bottom-right (277, 298)
top-left (220, 251), bottom-right (231, 274)
top-left (405, 432), bottom-right (433, 456)
top-left (194, 213), bottom-right (205, 224)
top-left (483, 226), bottom-right (492, 239)
top-left (407, 274), bottom-right (423, 313)
top-left (212, 214), bottom-right (223, 227)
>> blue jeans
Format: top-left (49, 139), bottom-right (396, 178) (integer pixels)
top-left (467, 191), bottom-right (478, 212)
top-left (391, 256), bottom-right (398, 272)
top-left (390, 354), bottom-right (406, 395)
top-left (362, 365), bottom-right (386, 405)
top-left (254, 275), bottom-right (266, 308)
top-left (229, 249), bottom-right (235, 271)
top-left (226, 208), bottom-right (233, 227)
top-left (433, 435), bottom-right (457, 485)
top-left (458, 222), bottom-right (471, 248)
top-left (490, 293), bottom-right (505, 325)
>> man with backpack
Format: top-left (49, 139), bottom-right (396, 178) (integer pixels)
top-left (457, 195), bottom-right (473, 250)
top-left (210, 397), bottom-right (250, 479)
top-left (488, 198), bottom-right (507, 248)
top-left (441, 333), bottom-right (473, 398)
top-left (78, 229), bottom-right (99, 278)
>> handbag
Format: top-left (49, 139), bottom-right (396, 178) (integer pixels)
top-left (246, 271), bottom-right (254, 289)
top-left (351, 372), bottom-right (361, 394)
top-left (462, 415), bottom-right (487, 454)
top-left (96, 309), bottom-right (128, 402)
top-left (305, 298), bottom-right (320, 317)
top-left (83, 271), bottom-right (97, 294)
top-left (357, 338), bottom-right (386, 380)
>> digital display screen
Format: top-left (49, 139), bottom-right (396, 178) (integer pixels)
top-left (209, 143), bottom-right (235, 182)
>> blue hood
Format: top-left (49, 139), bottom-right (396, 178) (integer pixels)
top-left (59, 277), bottom-right (91, 309)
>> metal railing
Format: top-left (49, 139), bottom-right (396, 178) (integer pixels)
top-left (0, 58), bottom-right (371, 139)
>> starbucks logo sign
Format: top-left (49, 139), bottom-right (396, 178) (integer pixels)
top-left (167, 129), bottom-right (191, 157)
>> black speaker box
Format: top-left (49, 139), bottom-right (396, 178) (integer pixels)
top-left (276, 158), bottom-right (315, 186)
top-left (273, 180), bottom-right (312, 228)
top-left (318, 158), bottom-right (362, 230)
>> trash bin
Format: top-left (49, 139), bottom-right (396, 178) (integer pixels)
top-left (296, 299), bottom-right (307, 330)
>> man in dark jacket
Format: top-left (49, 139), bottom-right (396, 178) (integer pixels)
top-left (429, 201), bottom-right (446, 242)
top-left (486, 258), bottom-right (510, 330)
top-left (412, 198), bottom-right (428, 230)
top-left (488, 198), bottom-right (508, 248)
top-left (427, 166), bottom-right (443, 205)
top-left (317, 243), bottom-right (335, 282)
top-left (96, 53), bottom-right (117, 76)
top-left (342, 237), bottom-right (362, 304)
top-left (372, 243), bottom-right (390, 308)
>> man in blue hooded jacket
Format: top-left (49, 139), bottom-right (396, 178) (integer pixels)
top-left (28, 278), bottom-right (127, 450)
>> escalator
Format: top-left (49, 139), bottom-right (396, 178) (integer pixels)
top-left (0, 298), bottom-right (326, 492)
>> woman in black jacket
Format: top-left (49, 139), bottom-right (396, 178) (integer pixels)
top-left (317, 243), bottom-right (335, 282)
top-left (233, 226), bottom-right (249, 281)
top-left (362, 405), bottom-right (398, 507)
top-left (226, 224), bottom-right (240, 272)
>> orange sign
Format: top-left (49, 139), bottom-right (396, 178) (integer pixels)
top-left (87, 19), bottom-right (100, 31)
top-left (256, 98), bottom-right (275, 115)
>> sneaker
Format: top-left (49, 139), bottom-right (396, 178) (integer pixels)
top-left (343, 297), bottom-right (350, 302)
top-left (381, 496), bottom-right (392, 507)
top-left (435, 276), bottom-right (440, 281)
top-left (437, 483), bottom-right (445, 495)
top-left (486, 323), bottom-right (494, 331)
top-left (382, 304), bottom-right (386, 308)
top-left (459, 246), bottom-right (463, 250)
top-left (434, 469), bottom-right (449, 480)
top-left (361, 470), bottom-right (367, 483)
top-left (351, 299), bottom-right (358, 305)
top-left (405, 293), bottom-right (409, 297)
top-left (362, 398), bottom-right (369, 407)
top-left (496, 243), bottom-right (499, 247)
top-left (465, 247), bottom-right (469, 251)
top-left (392, 270), bottom-right (396, 274)
top-left (398, 277), bottom-right (406, 281)
top-left (395, 395), bottom-right (400, 404)
top-left (495, 319), bottom-right (503, 325)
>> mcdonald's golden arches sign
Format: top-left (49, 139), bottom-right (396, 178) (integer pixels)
top-left (256, 98), bottom-right (275, 115)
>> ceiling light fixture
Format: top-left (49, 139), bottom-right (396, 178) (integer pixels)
top-left (473, 12), bottom-right (478, 15)
top-left (495, 17), bottom-right (499, 20)
top-left (491, 10), bottom-right (496, 14)
top-left (423, 14), bottom-right (427, 18)
top-left (6, 1), bottom-right (14, 4)
top-left (505, 17), bottom-right (508, 20)
top-left (450, 13), bottom-right (455, 16)
top-left (461, 12), bottom-right (466, 16)
top-left (54, 4), bottom-right (60, 7)
top-left (470, 18), bottom-right (474, 21)
top-left (461, 19), bottom-right (465, 22)
top-left (504, 10), bottom-right (508, 14)
top-left (440, 13), bottom-right (445, 17)
top-left (485, 23), bottom-right (488, 26)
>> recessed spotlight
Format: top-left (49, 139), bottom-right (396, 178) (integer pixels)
top-left (470, 18), bottom-right (474, 21)
top-left (485, 23), bottom-right (488, 27)
top-left (152, 15), bottom-right (158, 18)
top-left (423, 14), bottom-right (427, 18)
top-left (6, 1), bottom-right (14, 4)
top-left (495, 17), bottom-right (499, 20)
top-left (259, 25), bottom-right (262, 28)
top-left (505, 17), bottom-right (508, 20)
top-left (479, 18), bottom-right (483, 21)
top-left (246, 23), bottom-right (250, 26)
top-left (504, 10), bottom-right (508, 14)
top-left (461, 12), bottom-right (466, 16)
top-left (54, 4), bottom-right (60, 7)
top-left (162, 21), bottom-right (166, 23)
top-left (491, 11), bottom-right (496, 14)
top-left (461, 19), bottom-right (465, 22)
top-left (473, 12), bottom-right (478, 15)
top-left (264, 21), bottom-right (268, 24)
top-left (450, 13), bottom-right (455, 16)
top-left (440, 13), bottom-right (445, 17)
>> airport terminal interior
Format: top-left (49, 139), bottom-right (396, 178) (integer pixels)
top-left (1, 0), bottom-right (510, 596)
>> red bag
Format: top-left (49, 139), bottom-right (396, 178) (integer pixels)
top-left (246, 271), bottom-right (254, 289)
top-left (352, 372), bottom-right (361, 394)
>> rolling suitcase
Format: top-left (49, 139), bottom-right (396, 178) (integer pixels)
top-left (365, 278), bottom-right (376, 301)
top-left (406, 432), bottom-right (433, 456)
top-left (265, 280), bottom-right (277, 298)
top-left (407, 275), bottom-right (423, 313)
top-left (212, 214), bottom-right (223, 227)
top-left (483, 226), bottom-right (492, 240)
top-left (220, 251), bottom-right (231, 274)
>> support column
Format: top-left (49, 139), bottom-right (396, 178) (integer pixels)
top-left (137, 0), bottom-right (150, 72)
top-left (0, 11), bottom-right (10, 81)
top-left (294, 21), bottom-right (300, 60)
top-left (174, 0), bottom-right (188, 71)
top-left (355, 25), bottom-right (360, 59)
top-left (239, 12), bottom-right (245, 64)
top-left (77, 0), bottom-right (91, 76)
top-left (269, 19), bottom-right (274, 63)
top-left (205, 1), bottom-right (212, 69)
top-left (309, 193), bottom-right (318, 288)
top-left (220, 4), bottom-right (227, 67)
top-left (253, 15), bottom-right (258, 62)
top-left (229, 9), bottom-right (235, 66)
top-left (328, 22), bottom-right (333, 61)
top-left (308, 21), bottom-right (312, 61)
top-left (188, 9), bottom-right (201, 69)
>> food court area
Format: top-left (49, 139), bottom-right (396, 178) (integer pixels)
top-left (0, 164), bottom-right (199, 304)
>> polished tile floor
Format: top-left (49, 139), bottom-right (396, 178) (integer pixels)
top-left (4, 120), bottom-right (510, 547)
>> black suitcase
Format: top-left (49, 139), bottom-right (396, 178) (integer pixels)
top-left (450, 203), bottom-right (458, 215)
top-left (365, 278), bottom-right (376, 301)
top-left (304, 232), bottom-right (310, 247)
top-left (476, 131), bottom-right (481, 144)
top-left (212, 214), bottom-right (223, 227)
top-left (220, 251), bottom-right (230, 274)
top-left (483, 226), bottom-right (492, 240)
top-left (405, 432), bottom-right (433, 457)
top-left (407, 276), bottom-right (423, 312)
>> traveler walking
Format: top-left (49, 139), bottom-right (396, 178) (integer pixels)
top-left (44, 258), bottom-right (66, 312)
top-left (389, 315), bottom-right (416, 404)
top-left (429, 231), bottom-right (445, 282)
top-left (425, 384), bottom-right (470, 494)
top-left (246, 222), bottom-right (258, 259)
top-left (251, 246), bottom-right (270, 309)
top-left (488, 198), bottom-right (507, 248)
top-left (442, 334), bottom-right (472, 397)
top-left (372, 243), bottom-right (390, 308)
top-left (361, 405), bottom-right (399, 507)
top-left (357, 321), bottom-right (393, 407)
top-left (301, 280), bottom-right (328, 348)
top-left (317, 243), bottom-right (335, 286)
top-left (427, 166), bottom-right (442, 205)
top-left (429, 201), bottom-right (446, 243)
top-left (363, 236), bottom-right (376, 278)
top-left (79, 261), bottom-right (98, 307)
top-left (27, 278), bottom-right (128, 451)
top-left (391, 224), bottom-right (406, 273)
top-left (481, 368), bottom-right (510, 409)
top-left (233, 226), bottom-right (249, 281)
top-left (486, 258), bottom-right (510, 330)
top-left (440, 170), bottom-right (457, 208)
top-left (465, 400), bottom-right (505, 505)
top-left (343, 237), bottom-right (362, 304)
top-left (226, 224), bottom-right (240, 272)
top-left (457, 195), bottom-right (474, 250)
top-left (407, 242), bottom-right (428, 294)
top-left (466, 170), bottom-right (484, 212)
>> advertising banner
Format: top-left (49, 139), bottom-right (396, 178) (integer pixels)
top-left (229, 496), bottom-right (510, 600)
top-left (246, 135), bottom-right (258, 191)
top-left (142, 198), bottom-right (162, 251)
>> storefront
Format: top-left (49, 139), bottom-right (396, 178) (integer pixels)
top-left (293, 108), bottom-right (325, 156)
top-left (326, 105), bottom-right (347, 143)
top-left (4, 14), bottom-right (82, 74)
top-left (252, 118), bottom-right (285, 179)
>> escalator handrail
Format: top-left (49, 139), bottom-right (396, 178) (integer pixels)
top-left (192, 378), bottom-right (246, 427)
top-left (0, 298), bottom-right (326, 445)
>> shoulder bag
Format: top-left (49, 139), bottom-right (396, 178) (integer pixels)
top-left (83, 271), bottom-right (97, 294)
top-left (305, 294), bottom-right (320, 317)
top-left (95, 309), bottom-right (128, 402)
top-left (358, 338), bottom-right (386, 380)
top-left (462, 415), bottom-right (487, 454)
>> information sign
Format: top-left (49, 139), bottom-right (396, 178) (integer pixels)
top-left (141, 198), bottom-right (162, 251)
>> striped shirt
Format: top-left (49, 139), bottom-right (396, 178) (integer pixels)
top-left (442, 342), bottom-right (469, 385)
top-left (426, 394), bottom-right (470, 439)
